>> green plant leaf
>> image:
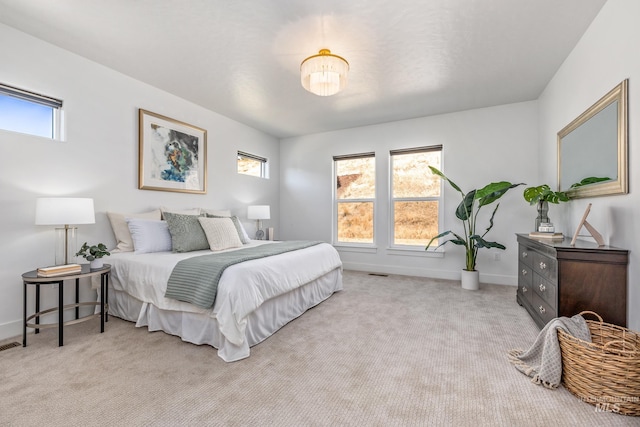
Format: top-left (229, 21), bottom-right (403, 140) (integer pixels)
top-left (471, 235), bottom-right (506, 250)
top-left (481, 203), bottom-right (500, 237)
top-left (570, 176), bottom-right (611, 188)
top-left (456, 190), bottom-right (475, 220)
top-left (429, 166), bottom-right (463, 194)
top-left (477, 182), bottom-right (524, 206)
top-left (426, 230), bottom-right (466, 251)
top-left (523, 184), bottom-right (569, 204)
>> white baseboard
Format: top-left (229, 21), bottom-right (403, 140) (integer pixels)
top-left (0, 319), bottom-right (23, 343)
top-left (341, 261), bottom-right (517, 286)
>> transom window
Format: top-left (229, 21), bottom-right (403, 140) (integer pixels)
top-left (334, 153), bottom-right (375, 245)
top-left (390, 146), bottom-right (442, 247)
top-left (0, 83), bottom-right (63, 139)
top-left (237, 151), bottom-right (268, 178)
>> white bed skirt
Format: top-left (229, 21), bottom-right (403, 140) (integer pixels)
top-left (108, 267), bottom-right (343, 362)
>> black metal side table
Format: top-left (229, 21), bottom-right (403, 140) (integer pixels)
top-left (22, 264), bottom-right (110, 347)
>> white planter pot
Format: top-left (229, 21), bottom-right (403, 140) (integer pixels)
top-left (461, 269), bottom-right (480, 291)
top-left (90, 258), bottom-right (104, 269)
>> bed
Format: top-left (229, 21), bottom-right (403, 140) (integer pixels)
top-left (105, 240), bottom-right (343, 362)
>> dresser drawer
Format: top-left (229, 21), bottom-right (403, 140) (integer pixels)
top-left (533, 274), bottom-right (556, 310)
top-left (519, 245), bottom-right (533, 267)
top-left (532, 291), bottom-right (556, 326)
top-left (532, 251), bottom-right (557, 283)
top-left (518, 262), bottom-right (533, 287)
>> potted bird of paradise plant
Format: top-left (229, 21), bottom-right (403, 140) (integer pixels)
top-left (426, 166), bottom-right (524, 290)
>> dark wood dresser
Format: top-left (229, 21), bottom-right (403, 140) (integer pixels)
top-left (516, 234), bottom-right (628, 328)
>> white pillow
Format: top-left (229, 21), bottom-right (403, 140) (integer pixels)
top-left (160, 206), bottom-right (201, 219)
top-left (126, 218), bottom-right (173, 254)
top-left (200, 208), bottom-right (232, 217)
top-left (198, 217), bottom-right (243, 251)
top-left (205, 213), bottom-right (250, 244)
top-left (107, 209), bottom-right (162, 252)
top-left (237, 220), bottom-right (251, 242)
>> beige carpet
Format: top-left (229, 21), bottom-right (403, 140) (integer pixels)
top-left (0, 270), bottom-right (637, 426)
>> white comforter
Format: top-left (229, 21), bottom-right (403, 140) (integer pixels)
top-left (108, 241), bottom-right (342, 347)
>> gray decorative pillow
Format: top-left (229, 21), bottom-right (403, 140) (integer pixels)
top-left (206, 214), bottom-right (250, 244)
top-left (163, 211), bottom-right (209, 252)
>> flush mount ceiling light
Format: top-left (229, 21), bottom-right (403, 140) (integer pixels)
top-left (300, 49), bottom-right (349, 96)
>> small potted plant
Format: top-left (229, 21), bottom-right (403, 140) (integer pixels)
top-left (523, 185), bottom-right (569, 231)
top-left (76, 242), bottom-right (110, 269)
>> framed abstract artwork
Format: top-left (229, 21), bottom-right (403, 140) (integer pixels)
top-left (138, 109), bottom-right (207, 194)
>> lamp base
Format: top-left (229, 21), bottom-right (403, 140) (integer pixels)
top-left (255, 219), bottom-right (264, 240)
top-left (54, 226), bottom-right (77, 265)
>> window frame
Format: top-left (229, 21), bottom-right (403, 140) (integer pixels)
top-left (389, 145), bottom-right (443, 251)
top-left (0, 83), bottom-right (63, 140)
top-left (237, 150), bottom-right (268, 178)
top-left (332, 152), bottom-right (376, 247)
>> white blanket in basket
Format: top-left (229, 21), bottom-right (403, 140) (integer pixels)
top-left (509, 314), bottom-right (591, 389)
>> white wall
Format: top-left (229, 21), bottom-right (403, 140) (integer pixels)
top-left (4, 0), bottom-right (637, 340)
top-left (0, 23), bottom-right (280, 340)
top-left (538, 0), bottom-right (640, 331)
top-left (280, 102), bottom-right (538, 284)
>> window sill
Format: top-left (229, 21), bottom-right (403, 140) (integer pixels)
top-left (386, 247), bottom-right (444, 258)
top-left (333, 244), bottom-right (378, 254)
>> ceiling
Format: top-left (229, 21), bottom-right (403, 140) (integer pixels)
top-left (0, 0), bottom-right (607, 139)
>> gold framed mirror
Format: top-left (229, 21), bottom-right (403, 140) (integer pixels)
top-left (557, 79), bottom-right (628, 198)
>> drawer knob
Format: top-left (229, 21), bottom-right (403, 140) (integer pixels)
top-left (521, 269), bottom-right (527, 276)
top-left (522, 286), bottom-right (528, 293)
top-left (539, 284), bottom-right (546, 292)
top-left (522, 251), bottom-right (528, 258)
top-left (539, 305), bottom-right (546, 314)
top-left (539, 261), bottom-right (547, 270)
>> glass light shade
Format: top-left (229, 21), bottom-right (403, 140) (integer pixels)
top-left (247, 205), bottom-right (270, 220)
top-left (300, 49), bottom-right (349, 96)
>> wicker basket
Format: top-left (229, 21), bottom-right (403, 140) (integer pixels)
top-left (557, 311), bottom-right (640, 416)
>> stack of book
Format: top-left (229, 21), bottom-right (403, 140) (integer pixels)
top-left (37, 264), bottom-right (82, 277)
top-left (529, 231), bottom-right (564, 240)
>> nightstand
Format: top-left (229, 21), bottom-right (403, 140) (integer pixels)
top-left (22, 264), bottom-right (111, 347)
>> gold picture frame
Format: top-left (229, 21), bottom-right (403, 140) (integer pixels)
top-left (557, 79), bottom-right (628, 198)
top-left (138, 109), bottom-right (207, 194)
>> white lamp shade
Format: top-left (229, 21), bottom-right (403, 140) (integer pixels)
top-left (247, 205), bottom-right (270, 220)
top-left (35, 198), bottom-right (95, 225)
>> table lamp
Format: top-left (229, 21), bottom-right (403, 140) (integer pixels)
top-left (35, 198), bottom-right (95, 265)
top-left (247, 205), bottom-right (270, 240)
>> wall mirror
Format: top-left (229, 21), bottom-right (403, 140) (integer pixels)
top-left (557, 79), bottom-right (628, 198)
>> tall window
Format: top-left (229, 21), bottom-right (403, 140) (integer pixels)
top-left (334, 153), bottom-right (375, 244)
top-left (0, 83), bottom-right (63, 139)
top-left (237, 151), bottom-right (268, 178)
top-left (390, 146), bottom-right (442, 247)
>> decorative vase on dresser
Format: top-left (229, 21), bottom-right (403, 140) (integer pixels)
top-left (516, 234), bottom-right (628, 328)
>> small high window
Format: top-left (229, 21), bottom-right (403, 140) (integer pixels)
top-left (0, 83), bottom-right (63, 139)
top-left (237, 151), bottom-right (268, 178)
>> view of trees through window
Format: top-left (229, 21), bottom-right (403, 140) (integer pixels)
top-left (335, 149), bottom-right (441, 246)
top-left (237, 152), bottom-right (266, 178)
top-left (335, 156), bottom-right (375, 243)
top-left (391, 150), bottom-right (441, 246)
